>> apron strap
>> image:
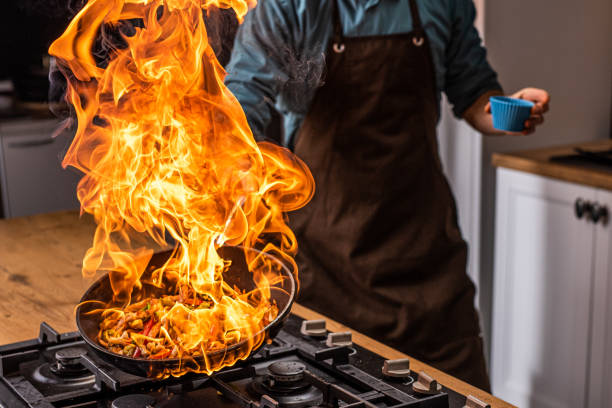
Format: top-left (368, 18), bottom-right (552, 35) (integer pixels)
top-left (332, 0), bottom-right (426, 53)
top-left (408, 0), bottom-right (425, 46)
top-left (408, 0), bottom-right (424, 31)
top-left (332, 0), bottom-right (345, 53)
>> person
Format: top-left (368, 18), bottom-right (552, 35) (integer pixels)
top-left (225, 0), bottom-right (550, 390)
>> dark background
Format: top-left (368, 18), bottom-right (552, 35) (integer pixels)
top-left (0, 1), bottom-right (82, 100)
top-left (0, 1), bottom-right (238, 101)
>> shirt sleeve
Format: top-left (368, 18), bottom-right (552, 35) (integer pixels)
top-left (225, 0), bottom-right (297, 143)
top-left (444, 0), bottom-right (503, 117)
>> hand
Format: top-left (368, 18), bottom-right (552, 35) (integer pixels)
top-left (485, 87), bottom-right (550, 135)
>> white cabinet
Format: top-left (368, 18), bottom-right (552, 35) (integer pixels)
top-left (588, 188), bottom-right (612, 408)
top-left (491, 167), bottom-right (612, 408)
top-left (0, 119), bottom-right (80, 218)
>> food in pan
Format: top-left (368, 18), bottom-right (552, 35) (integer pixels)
top-left (97, 285), bottom-right (278, 360)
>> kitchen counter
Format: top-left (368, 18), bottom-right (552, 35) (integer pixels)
top-left (0, 211), bottom-right (514, 408)
top-left (492, 139), bottom-right (612, 190)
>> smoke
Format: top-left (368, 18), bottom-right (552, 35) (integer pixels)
top-left (280, 48), bottom-right (326, 113)
top-left (252, 45), bottom-right (326, 145)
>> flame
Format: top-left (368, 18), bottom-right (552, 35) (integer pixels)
top-left (49, 0), bottom-right (313, 376)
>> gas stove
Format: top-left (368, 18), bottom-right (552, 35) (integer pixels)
top-left (0, 315), bottom-right (489, 408)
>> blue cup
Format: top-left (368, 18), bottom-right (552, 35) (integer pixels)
top-left (489, 96), bottom-right (534, 132)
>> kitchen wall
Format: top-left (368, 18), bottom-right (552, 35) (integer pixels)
top-left (437, 0), bottom-right (486, 303)
top-left (436, 0), bottom-right (487, 359)
top-left (439, 0), bottom-right (612, 364)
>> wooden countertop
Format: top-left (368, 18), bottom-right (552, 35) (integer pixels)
top-left (492, 139), bottom-right (612, 190)
top-left (0, 211), bottom-right (514, 408)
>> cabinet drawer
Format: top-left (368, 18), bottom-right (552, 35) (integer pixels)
top-left (0, 119), bottom-right (80, 218)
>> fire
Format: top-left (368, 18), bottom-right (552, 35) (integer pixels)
top-left (49, 0), bottom-right (313, 376)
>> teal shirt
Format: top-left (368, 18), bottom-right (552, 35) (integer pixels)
top-left (225, 0), bottom-right (502, 146)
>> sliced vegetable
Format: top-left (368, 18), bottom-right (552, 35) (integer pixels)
top-left (123, 344), bottom-right (136, 356)
top-left (133, 318), bottom-right (155, 358)
top-left (128, 319), bottom-right (143, 330)
top-left (150, 350), bottom-right (171, 359)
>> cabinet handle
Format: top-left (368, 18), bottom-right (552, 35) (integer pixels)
top-left (8, 138), bottom-right (55, 148)
top-left (575, 198), bottom-right (586, 219)
top-left (590, 203), bottom-right (609, 225)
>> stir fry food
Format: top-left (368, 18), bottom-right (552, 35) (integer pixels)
top-left (97, 285), bottom-right (278, 359)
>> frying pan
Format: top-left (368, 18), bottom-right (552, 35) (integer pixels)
top-left (76, 245), bottom-right (296, 377)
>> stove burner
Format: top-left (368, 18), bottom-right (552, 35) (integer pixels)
top-left (249, 361), bottom-right (323, 408)
top-left (269, 361), bottom-right (306, 383)
top-left (31, 363), bottom-right (96, 388)
top-left (31, 346), bottom-right (95, 388)
top-left (50, 347), bottom-right (89, 376)
top-left (111, 394), bottom-right (156, 408)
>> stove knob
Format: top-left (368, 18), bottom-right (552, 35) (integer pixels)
top-left (326, 332), bottom-right (352, 348)
top-left (412, 371), bottom-right (442, 395)
top-left (382, 358), bottom-right (411, 378)
top-left (463, 395), bottom-right (491, 408)
top-left (300, 319), bottom-right (327, 338)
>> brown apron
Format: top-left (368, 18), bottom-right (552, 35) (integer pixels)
top-left (290, 0), bottom-right (490, 390)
